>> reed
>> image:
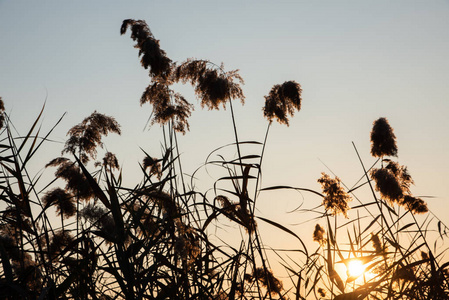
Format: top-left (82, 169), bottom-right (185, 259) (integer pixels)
top-left (0, 20), bottom-right (447, 299)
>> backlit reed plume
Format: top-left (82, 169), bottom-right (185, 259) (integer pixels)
top-left (392, 262), bottom-right (416, 282)
top-left (1, 221), bottom-right (40, 288)
top-left (370, 167), bottom-right (403, 203)
top-left (371, 160), bottom-right (428, 214)
top-left (94, 151), bottom-right (120, 170)
top-left (401, 195), bottom-right (428, 214)
top-left (215, 195), bottom-right (256, 233)
top-left (63, 111), bottom-right (121, 164)
top-left (313, 223), bottom-right (327, 247)
top-left (385, 160), bottom-right (413, 194)
top-left (174, 59), bottom-right (245, 110)
top-left (245, 267), bottom-right (284, 298)
top-left (140, 82), bottom-right (193, 134)
top-left (143, 155), bottom-right (162, 179)
top-left (121, 19), bottom-right (172, 79)
top-left (42, 187), bottom-right (76, 218)
top-left (317, 173), bottom-right (351, 218)
top-left (263, 80), bottom-right (302, 125)
top-left (370, 117), bottom-right (398, 157)
top-left (46, 157), bottom-right (94, 201)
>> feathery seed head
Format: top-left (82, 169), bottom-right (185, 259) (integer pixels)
top-left (63, 111), bottom-right (121, 164)
top-left (317, 173), bottom-right (351, 217)
top-left (371, 168), bottom-right (403, 204)
top-left (121, 19), bottom-right (172, 79)
top-left (370, 117), bottom-right (398, 157)
top-left (263, 80), bottom-right (302, 126)
top-left (313, 224), bottom-right (327, 247)
top-left (42, 188), bottom-right (76, 218)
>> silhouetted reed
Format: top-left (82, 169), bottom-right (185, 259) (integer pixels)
top-left (42, 187), bottom-right (76, 218)
top-left (370, 117), bottom-right (398, 157)
top-left (313, 223), bottom-right (327, 247)
top-left (63, 111), bottom-right (121, 163)
top-left (0, 19), bottom-right (447, 300)
top-left (121, 19), bottom-right (172, 80)
top-left (371, 159), bottom-right (428, 213)
top-left (317, 173), bottom-right (352, 218)
top-left (46, 157), bottom-right (94, 201)
top-left (263, 80), bottom-right (302, 125)
top-left (142, 155), bottom-right (162, 179)
top-left (174, 59), bottom-right (245, 110)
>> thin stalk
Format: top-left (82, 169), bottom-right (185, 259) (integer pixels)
top-left (252, 122), bottom-right (271, 208)
top-left (228, 98), bottom-right (244, 176)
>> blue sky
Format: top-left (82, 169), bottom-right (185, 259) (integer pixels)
top-left (1, 0), bottom-right (448, 250)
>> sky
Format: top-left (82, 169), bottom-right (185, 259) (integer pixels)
top-left (1, 0), bottom-right (449, 281)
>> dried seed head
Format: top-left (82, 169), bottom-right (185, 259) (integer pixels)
top-left (370, 117), bottom-right (398, 157)
top-left (143, 155), bottom-right (162, 179)
top-left (401, 195), bottom-right (428, 214)
top-left (63, 111), bottom-right (121, 164)
top-left (393, 264), bottom-right (416, 282)
top-left (101, 152), bottom-right (120, 170)
top-left (174, 59), bottom-right (245, 110)
top-left (371, 233), bottom-right (386, 255)
top-left (371, 168), bottom-right (403, 204)
top-left (317, 173), bottom-right (352, 217)
top-left (313, 224), bottom-right (327, 247)
top-left (421, 251), bottom-right (429, 260)
top-left (263, 80), bottom-right (302, 126)
top-left (251, 267), bottom-right (284, 296)
top-left (140, 82), bottom-right (193, 134)
top-left (42, 188), bottom-right (76, 218)
top-left (121, 19), bottom-right (172, 79)
top-left (46, 158), bottom-right (94, 201)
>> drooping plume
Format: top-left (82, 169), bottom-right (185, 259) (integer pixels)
top-left (263, 80), bottom-right (302, 126)
top-left (371, 160), bottom-right (428, 214)
top-left (174, 59), bottom-right (245, 110)
top-left (121, 19), bottom-right (173, 79)
top-left (63, 111), bottom-right (121, 163)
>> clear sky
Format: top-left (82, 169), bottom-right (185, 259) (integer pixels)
top-left (1, 0), bottom-right (449, 261)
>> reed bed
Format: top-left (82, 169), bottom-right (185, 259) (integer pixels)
top-left (0, 19), bottom-right (447, 299)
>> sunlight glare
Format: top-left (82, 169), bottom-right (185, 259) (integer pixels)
top-left (347, 260), bottom-right (365, 278)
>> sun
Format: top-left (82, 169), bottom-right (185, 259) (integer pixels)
top-left (347, 259), bottom-right (366, 278)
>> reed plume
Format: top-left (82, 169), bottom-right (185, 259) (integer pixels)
top-left (370, 117), bottom-right (398, 157)
top-left (317, 172), bottom-right (351, 217)
top-left (263, 80), bottom-right (302, 125)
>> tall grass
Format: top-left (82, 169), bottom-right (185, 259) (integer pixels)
top-left (0, 19), bottom-right (448, 299)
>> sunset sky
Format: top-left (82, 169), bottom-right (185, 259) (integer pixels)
top-left (1, 0), bottom-right (448, 250)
